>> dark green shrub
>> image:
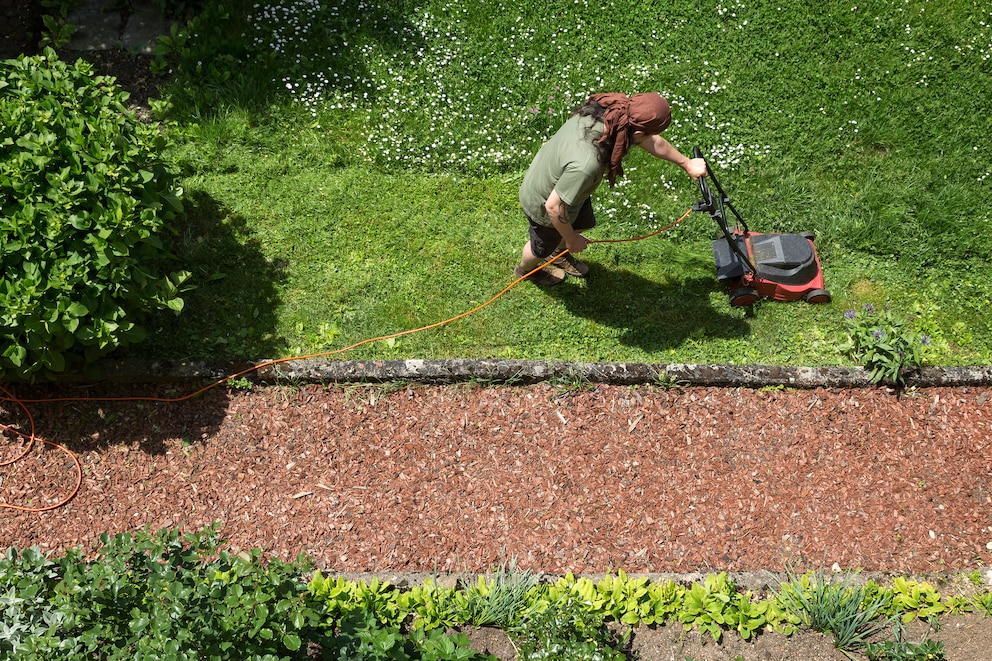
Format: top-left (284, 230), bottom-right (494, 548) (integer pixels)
top-left (0, 48), bottom-right (189, 379)
top-left (1, 524), bottom-right (495, 660)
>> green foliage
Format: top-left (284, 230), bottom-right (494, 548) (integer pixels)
top-left (770, 569), bottom-right (891, 652)
top-left (311, 562), bottom-right (540, 632)
top-left (327, 608), bottom-right (494, 661)
top-left (399, 578), bottom-right (461, 631)
top-left (17, 525), bottom-right (325, 659)
top-left (409, 628), bottom-right (493, 661)
top-left (326, 607), bottom-right (420, 660)
top-left (885, 577), bottom-right (947, 624)
top-left (455, 560), bottom-right (542, 628)
top-left (864, 638), bottom-right (946, 661)
top-left (309, 572), bottom-right (405, 629)
top-left (940, 595), bottom-right (972, 615)
top-left (973, 591), bottom-right (992, 617)
top-left (0, 49), bottom-right (190, 379)
top-left (864, 620), bottom-right (946, 661)
top-left (567, 569), bottom-right (662, 626)
top-left (4, 530), bottom-right (989, 659)
top-left (676, 572), bottom-right (741, 642)
top-left (510, 593), bottom-right (629, 661)
top-left (839, 303), bottom-right (931, 384)
top-left (39, 0), bottom-right (76, 48)
top-left (3, 529), bottom-right (501, 661)
top-left (543, 569), bottom-right (797, 639)
top-left (0, 547), bottom-right (63, 657)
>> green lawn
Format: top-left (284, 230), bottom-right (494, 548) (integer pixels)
top-left (141, 0), bottom-right (992, 368)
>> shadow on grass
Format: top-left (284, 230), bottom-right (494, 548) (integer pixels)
top-left (139, 188), bottom-right (288, 362)
top-left (165, 0), bottom-right (427, 114)
top-left (545, 263), bottom-right (751, 353)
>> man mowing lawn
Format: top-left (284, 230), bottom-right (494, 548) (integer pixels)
top-left (516, 92), bottom-right (707, 286)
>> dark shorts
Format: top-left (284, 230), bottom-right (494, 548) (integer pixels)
top-left (526, 197), bottom-right (596, 258)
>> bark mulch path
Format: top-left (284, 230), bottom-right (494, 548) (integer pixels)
top-left (3, 381), bottom-right (991, 576)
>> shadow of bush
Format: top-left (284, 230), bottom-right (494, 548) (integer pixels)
top-left (3, 381), bottom-right (233, 457)
top-left (138, 188), bottom-right (287, 361)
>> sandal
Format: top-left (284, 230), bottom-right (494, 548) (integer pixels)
top-left (549, 249), bottom-right (589, 277)
top-left (514, 264), bottom-right (566, 287)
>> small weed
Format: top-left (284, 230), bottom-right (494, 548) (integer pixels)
top-left (227, 376), bottom-right (254, 390)
top-left (942, 595), bottom-right (972, 615)
top-left (39, 0), bottom-right (76, 48)
top-left (550, 370), bottom-right (595, 397)
top-left (973, 591), bottom-right (992, 616)
top-left (465, 370), bottom-right (524, 388)
top-left (651, 369), bottom-right (689, 390)
top-left (864, 619), bottom-right (946, 661)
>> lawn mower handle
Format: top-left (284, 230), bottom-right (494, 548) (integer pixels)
top-left (692, 146), bottom-right (757, 274)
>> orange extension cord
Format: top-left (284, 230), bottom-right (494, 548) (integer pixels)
top-left (0, 208), bottom-right (693, 513)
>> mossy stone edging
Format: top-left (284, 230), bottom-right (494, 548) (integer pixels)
top-left (64, 357), bottom-right (992, 388)
top-left (319, 568), bottom-right (992, 595)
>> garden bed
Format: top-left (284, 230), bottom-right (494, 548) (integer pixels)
top-left (451, 615), bottom-right (992, 660)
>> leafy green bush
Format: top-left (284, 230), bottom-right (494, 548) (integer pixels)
top-left (510, 592), bottom-right (629, 661)
top-left (0, 48), bottom-right (190, 379)
top-left (328, 608), bottom-right (495, 661)
top-left (310, 572), bottom-right (407, 629)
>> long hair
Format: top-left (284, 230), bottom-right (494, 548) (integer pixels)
top-left (572, 98), bottom-right (613, 165)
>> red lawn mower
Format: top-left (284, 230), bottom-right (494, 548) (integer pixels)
top-left (693, 147), bottom-right (830, 307)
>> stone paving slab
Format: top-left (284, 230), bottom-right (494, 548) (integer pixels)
top-left (67, 0), bottom-right (175, 53)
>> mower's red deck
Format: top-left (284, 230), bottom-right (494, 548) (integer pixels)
top-left (714, 230), bottom-right (829, 307)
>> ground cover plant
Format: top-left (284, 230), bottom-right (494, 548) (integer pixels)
top-left (2, 526), bottom-right (991, 659)
top-left (128, 0), bottom-right (992, 372)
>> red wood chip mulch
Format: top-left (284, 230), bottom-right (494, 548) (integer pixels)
top-left (3, 382), bottom-right (991, 576)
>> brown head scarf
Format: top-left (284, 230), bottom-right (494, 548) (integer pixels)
top-left (587, 92), bottom-right (671, 187)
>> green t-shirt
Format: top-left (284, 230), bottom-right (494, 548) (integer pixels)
top-left (519, 114), bottom-right (606, 227)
